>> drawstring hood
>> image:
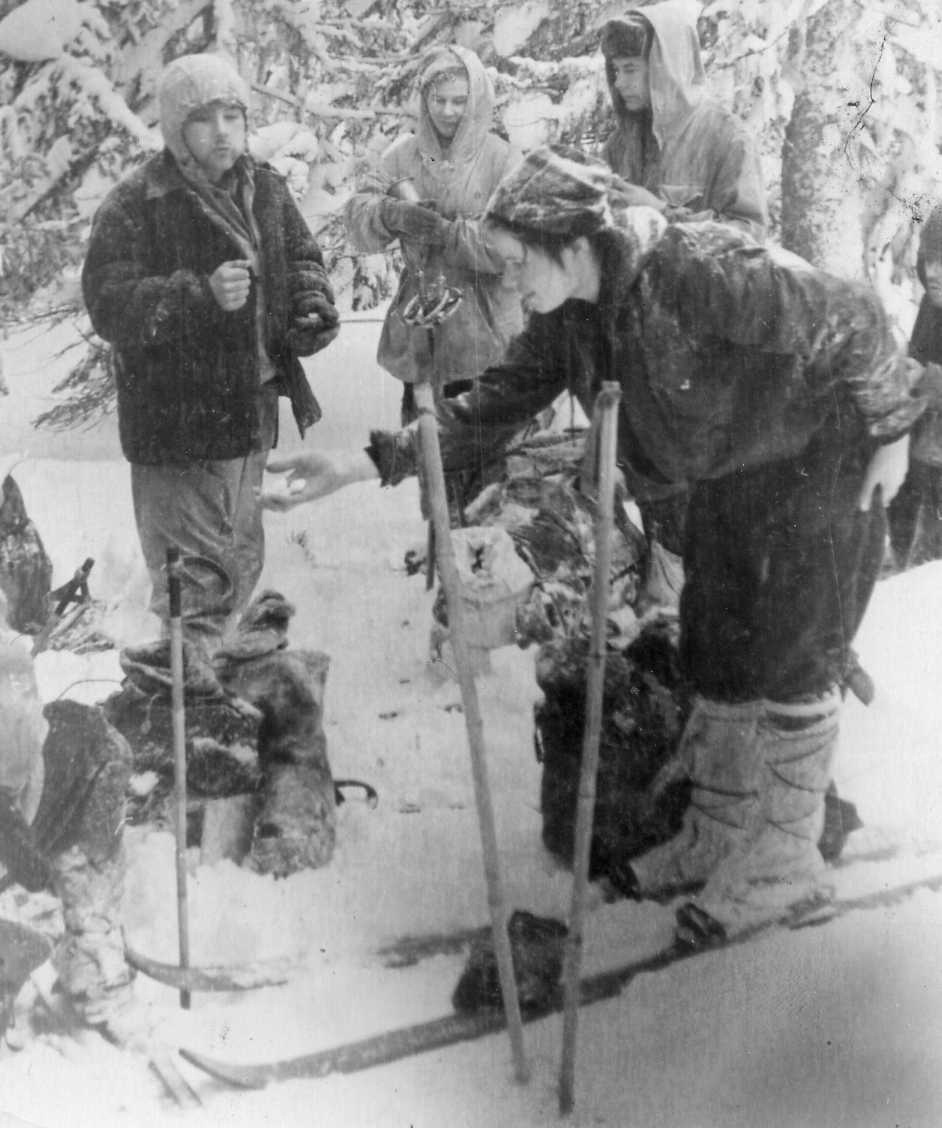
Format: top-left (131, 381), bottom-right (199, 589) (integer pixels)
top-left (412, 45), bottom-right (496, 210)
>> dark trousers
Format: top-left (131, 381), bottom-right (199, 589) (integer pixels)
top-left (887, 459), bottom-right (942, 570)
top-left (680, 425), bottom-right (886, 703)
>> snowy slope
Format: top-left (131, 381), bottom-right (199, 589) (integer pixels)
top-left (2, 317), bottom-right (942, 1127)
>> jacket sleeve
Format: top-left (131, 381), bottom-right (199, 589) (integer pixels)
top-left (343, 144), bottom-right (405, 253)
top-left (81, 193), bottom-right (223, 349)
top-left (282, 187), bottom-right (335, 308)
top-left (344, 142), bottom-right (507, 274)
top-left (672, 130), bottom-right (768, 240)
top-left (366, 317), bottom-right (569, 485)
top-left (665, 228), bottom-right (925, 442)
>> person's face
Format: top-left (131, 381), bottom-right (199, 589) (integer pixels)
top-left (925, 260), bottom-right (942, 308)
top-left (610, 56), bottom-right (650, 112)
top-left (182, 101), bottom-right (246, 182)
top-left (489, 228), bottom-right (585, 315)
top-left (425, 77), bottom-right (470, 141)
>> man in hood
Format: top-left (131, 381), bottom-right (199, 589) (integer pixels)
top-left (82, 53), bottom-right (339, 648)
top-left (261, 148), bottom-right (925, 944)
top-left (600, 1), bottom-right (767, 239)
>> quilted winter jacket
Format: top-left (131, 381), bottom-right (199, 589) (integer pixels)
top-left (82, 151), bottom-right (331, 464)
top-left (600, 1), bottom-right (767, 238)
top-left (344, 45), bottom-right (522, 388)
top-left (374, 221), bottom-right (925, 497)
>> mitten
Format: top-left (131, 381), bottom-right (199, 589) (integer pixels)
top-left (379, 199), bottom-right (451, 247)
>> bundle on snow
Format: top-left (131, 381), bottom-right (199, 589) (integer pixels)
top-left (0, 474), bottom-right (52, 634)
top-left (534, 618), bottom-right (692, 880)
top-left (217, 646), bottom-right (336, 877)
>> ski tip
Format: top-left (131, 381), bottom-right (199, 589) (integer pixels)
top-left (178, 1046), bottom-right (269, 1089)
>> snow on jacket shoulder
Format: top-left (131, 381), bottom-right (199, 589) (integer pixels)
top-left (82, 150), bottom-right (332, 464)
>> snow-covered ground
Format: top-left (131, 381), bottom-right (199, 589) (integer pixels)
top-left (2, 314), bottom-right (942, 1127)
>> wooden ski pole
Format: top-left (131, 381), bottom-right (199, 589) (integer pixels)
top-left (558, 382), bottom-right (622, 1115)
top-left (413, 377), bottom-right (530, 1085)
top-left (166, 547), bottom-right (192, 1010)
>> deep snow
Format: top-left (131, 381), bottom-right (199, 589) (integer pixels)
top-left (2, 313), bottom-right (942, 1127)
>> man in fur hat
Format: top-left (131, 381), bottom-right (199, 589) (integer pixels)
top-left (598, 0), bottom-right (767, 239)
top-left (261, 148), bottom-right (926, 944)
top-left (82, 53), bottom-right (339, 649)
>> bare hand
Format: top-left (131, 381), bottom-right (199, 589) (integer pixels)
top-left (260, 450), bottom-right (378, 511)
top-left (209, 260), bottom-right (252, 311)
top-left (858, 433), bottom-right (910, 510)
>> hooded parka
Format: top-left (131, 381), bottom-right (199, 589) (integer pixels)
top-left (600, 0), bottom-right (767, 238)
top-left (344, 45), bottom-right (522, 394)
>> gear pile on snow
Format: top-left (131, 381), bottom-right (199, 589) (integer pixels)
top-left (535, 617), bottom-right (693, 880)
top-left (104, 591), bottom-right (337, 875)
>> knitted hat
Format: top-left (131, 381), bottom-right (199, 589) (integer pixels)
top-left (157, 53), bottom-right (250, 167)
top-left (485, 146), bottom-right (663, 239)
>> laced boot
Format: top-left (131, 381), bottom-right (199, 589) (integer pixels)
top-left (610, 697), bottom-right (763, 900)
top-left (677, 688), bottom-right (841, 944)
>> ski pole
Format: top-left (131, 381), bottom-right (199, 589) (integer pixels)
top-left (413, 375), bottom-right (529, 1083)
top-left (404, 276), bottom-right (528, 1083)
top-left (166, 547), bottom-right (191, 1009)
top-left (558, 382), bottom-right (621, 1115)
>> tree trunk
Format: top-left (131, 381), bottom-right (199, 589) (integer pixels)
top-left (780, 0), bottom-right (885, 277)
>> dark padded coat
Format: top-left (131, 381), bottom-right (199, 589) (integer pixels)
top-left (370, 219), bottom-right (924, 495)
top-left (82, 151), bottom-right (332, 464)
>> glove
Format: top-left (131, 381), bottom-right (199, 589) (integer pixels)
top-left (379, 199), bottom-right (451, 247)
top-left (919, 360), bottom-right (942, 402)
top-left (287, 317), bottom-right (340, 356)
top-left (287, 291), bottom-right (340, 355)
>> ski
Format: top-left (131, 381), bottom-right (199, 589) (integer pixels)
top-left (377, 924), bottom-right (488, 968)
top-left (178, 868), bottom-right (942, 1089)
top-left (124, 942), bottom-right (295, 992)
top-left (374, 844), bottom-right (903, 968)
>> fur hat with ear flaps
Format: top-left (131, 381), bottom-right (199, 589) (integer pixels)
top-left (157, 53), bottom-right (250, 171)
top-left (484, 146), bottom-right (667, 279)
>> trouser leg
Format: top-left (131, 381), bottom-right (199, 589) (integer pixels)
top-left (130, 388), bottom-right (277, 649)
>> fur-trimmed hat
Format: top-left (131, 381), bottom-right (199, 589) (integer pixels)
top-left (484, 146), bottom-right (663, 240)
top-left (600, 12), bottom-right (654, 59)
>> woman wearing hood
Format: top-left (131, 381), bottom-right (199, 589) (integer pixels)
top-left (344, 45), bottom-right (522, 428)
top-left (82, 53), bottom-right (338, 648)
top-left (599, 0), bottom-right (767, 239)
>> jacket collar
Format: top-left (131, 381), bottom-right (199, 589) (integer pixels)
top-left (143, 150), bottom-right (191, 199)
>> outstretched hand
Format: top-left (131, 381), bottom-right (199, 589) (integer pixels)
top-left (857, 433), bottom-right (909, 511)
top-left (260, 450), bottom-right (378, 511)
